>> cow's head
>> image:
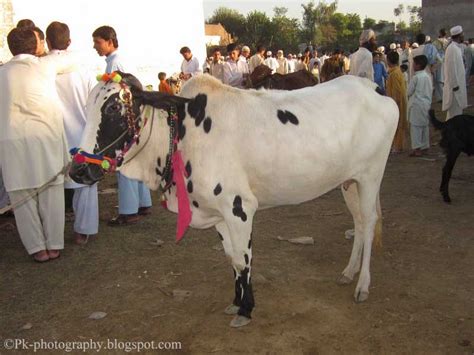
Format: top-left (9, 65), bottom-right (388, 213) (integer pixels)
top-left (69, 71), bottom-right (187, 185)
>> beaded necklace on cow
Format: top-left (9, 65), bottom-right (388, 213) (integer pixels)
top-left (158, 105), bottom-right (178, 194)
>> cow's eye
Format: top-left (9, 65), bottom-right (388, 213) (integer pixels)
top-left (106, 103), bottom-right (122, 114)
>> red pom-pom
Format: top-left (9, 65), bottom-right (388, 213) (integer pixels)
top-left (74, 154), bottom-right (86, 164)
top-left (101, 73), bottom-right (110, 82)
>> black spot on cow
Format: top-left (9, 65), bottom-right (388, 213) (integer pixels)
top-left (155, 167), bottom-right (162, 176)
top-left (277, 109), bottom-right (299, 125)
top-left (244, 253), bottom-right (249, 265)
top-left (178, 123), bottom-right (186, 140)
top-left (157, 157), bottom-right (161, 167)
top-left (232, 195), bottom-right (247, 222)
top-left (177, 104), bottom-right (186, 122)
top-left (107, 89), bottom-right (112, 92)
top-left (213, 183), bottom-right (222, 196)
top-left (248, 238), bottom-right (252, 249)
top-left (203, 117), bottom-right (212, 133)
top-left (192, 200), bottom-right (199, 208)
top-left (187, 180), bottom-right (193, 194)
top-left (218, 232), bottom-right (224, 241)
top-left (234, 267), bottom-right (254, 318)
top-left (185, 161), bottom-right (192, 177)
top-left (188, 94), bottom-right (207, 127)
top-left (103, 96), bottom-right (108, 100)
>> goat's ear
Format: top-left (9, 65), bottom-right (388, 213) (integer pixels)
top-left (134, 90), bottom-right (189, 110)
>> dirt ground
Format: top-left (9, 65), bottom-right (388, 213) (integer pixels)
top-left (1, 97), bottom-right (473, 354)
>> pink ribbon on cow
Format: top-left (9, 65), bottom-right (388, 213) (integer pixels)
top-left (172, 149), bottom-right (192, 242)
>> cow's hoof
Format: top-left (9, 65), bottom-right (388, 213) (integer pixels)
top-left (354, 291), bottom-right (369, 303)
top-left (224, 304), bottom-right (239, 315)
top-left (442, 195), bottom-right (451, 203)
top-left (336, 275), bottom-right (353, 285)
top-left (230, 315), bottom-right (251, 328)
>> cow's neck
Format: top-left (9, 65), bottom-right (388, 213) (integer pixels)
top-left (119, 104), bottom-right (179, 191)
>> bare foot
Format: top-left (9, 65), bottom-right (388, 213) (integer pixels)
top-left (47, 250), bottom-right (60, 260)
top-left (33, 250), bottom-right (49, 263)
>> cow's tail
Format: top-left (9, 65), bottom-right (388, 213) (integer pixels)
top-left (429, 109), bottom-right (445, 130)
top-left (374, 192), bottom-right (383, 250)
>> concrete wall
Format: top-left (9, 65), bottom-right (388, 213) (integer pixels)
top-left (422, 0), bottom-right (474, 39)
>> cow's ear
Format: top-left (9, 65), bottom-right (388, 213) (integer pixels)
top-left (134, 90), bottom-right (189, 110)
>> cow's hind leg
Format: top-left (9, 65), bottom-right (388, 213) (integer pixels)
top-left (218, 193), bottom-right (257, 328)
top-left (352, 180), bottom-right (381, 303)
top-left (339, 182), bottom-right (363, 285)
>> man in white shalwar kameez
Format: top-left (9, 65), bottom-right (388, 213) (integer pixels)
top-left (0, 28), bottom-right (76, 262)
top-left (47, 22), bottom-right (99, 245)
top-left (349, 29), bottom-right (377, 81)
top-left (223, 43), bottom-right (249, 88)
top-left (442, 26), bottom-right (468, 120)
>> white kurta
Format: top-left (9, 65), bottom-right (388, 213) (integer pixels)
top-left (264, 57), bottom-right (279, 74)
top-left (349, 47), bottom-right (374, 81)
top-left (248, 53), bottom-right (265, 73)
top-left (276, 57), bottom-right (288, 75)
top-left (181, 56), bottom-right (202, 77)
top-left (442, 41), bottom-right (468, 119)
top-left (408, 70), bottom-right (432, 126)
top-left (0, 53), bottom-right (74, 192)
top-left (209, 60), bottom-right (224, 82)
top-left (223, 59), bottom-right (248, 88)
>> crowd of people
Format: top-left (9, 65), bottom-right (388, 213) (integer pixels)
top-left (176, 26), bottom-right (471, 156)
top-left (0, 18), bottom-right (472, 263)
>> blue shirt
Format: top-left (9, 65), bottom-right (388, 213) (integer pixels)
top-left (373, 62), bottom-right (388, 91)
top-left (105, 50), bottom-right (125, 74)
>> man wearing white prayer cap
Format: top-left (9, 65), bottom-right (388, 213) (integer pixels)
top-left (389, 43), bottom-right (396, 51)
top-left (349, 29), bottom-right (377, 80)
top-left (264, 50), bottom-right (279, 74)
top-left (442, 25), bottom-right (467, 120)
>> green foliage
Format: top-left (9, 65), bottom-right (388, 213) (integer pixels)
top-left (207, 7), bottom-right (246, 40)
top-left (207, 1), bottom-right (424, 53)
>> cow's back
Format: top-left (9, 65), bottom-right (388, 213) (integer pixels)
top-left (179, 75), bottom-right (398, 207)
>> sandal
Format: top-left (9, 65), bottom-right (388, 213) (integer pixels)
top-left (48, 250), bottom-right (61, 260)
top-left (33, 250), bottom-right (50, 263)
top-left (108, 214), bottom-right (140, 226)
top-left (138, 207), bottom-right (152, 216)
top-left (74, 232), bottom-right (90, 245)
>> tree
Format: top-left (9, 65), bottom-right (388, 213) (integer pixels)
top-left (407, 5), bottom-right (422, 34)
top-left (301, 0), bottom-right (338, 46)
top-left (363, 17), bottom-right (376, 29)
top-left (393, 3), bottom-right (404, 29)
top-left (241, 11), bottom-right (273, 49)
top-left (207, 7), bottom-right (246, 41)
top-left (270, 8), bottom-right (301, 53)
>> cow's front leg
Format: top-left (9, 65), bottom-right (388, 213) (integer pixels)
top-left (218, 194), bottom-right (257, 327)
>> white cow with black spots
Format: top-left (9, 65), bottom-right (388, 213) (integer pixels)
top-left (70, 72), bottom-right (398, 327)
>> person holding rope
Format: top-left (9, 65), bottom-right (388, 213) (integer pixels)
top-left (46, 21), bottom-right (99, 245)
top-left (0, 28), bottom-right (77, 262)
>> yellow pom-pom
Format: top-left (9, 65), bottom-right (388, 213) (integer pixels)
top-left (112, 73), bottom-right (122, 83)
top-left (96, 74), bottom-right (103, 81)
top-left (101, 160), bottom-right (111, 170)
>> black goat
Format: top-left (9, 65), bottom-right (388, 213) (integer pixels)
top-left (429, 109), bottom-right (474, 203)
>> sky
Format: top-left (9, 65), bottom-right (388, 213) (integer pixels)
top-left (9, 0), bottom-right (208, 87)
top-left (203, 0), bottom-right (422, 23)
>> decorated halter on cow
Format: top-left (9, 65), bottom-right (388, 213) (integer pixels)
top-left (71, 72), bottom-right (147, 173)
top-left (70, 71), bottom-right (192, 241)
